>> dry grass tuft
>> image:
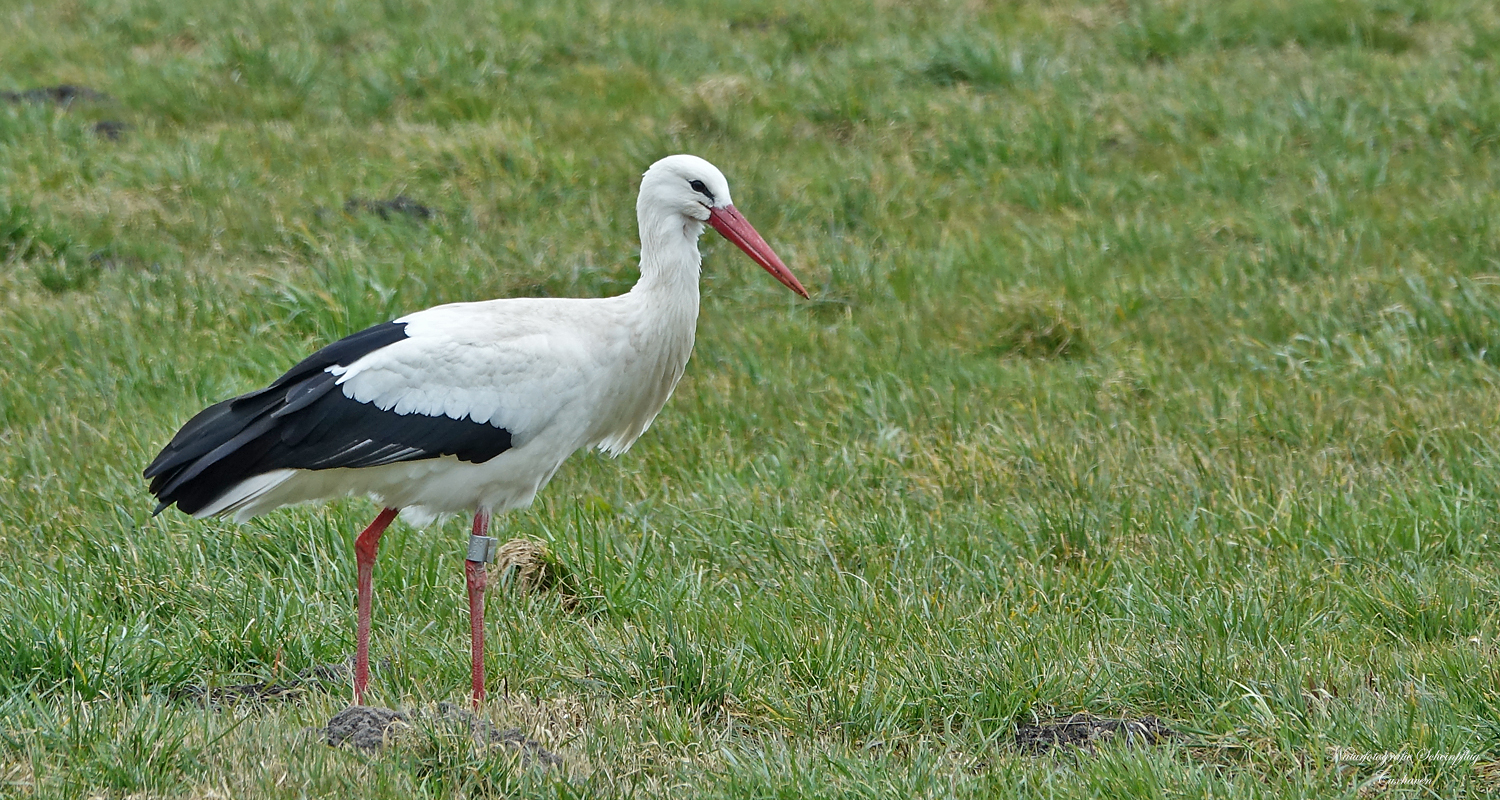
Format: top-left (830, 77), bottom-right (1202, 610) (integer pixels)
top-left (493, 539), bottom-right (571, 599)
top-left (989, 292), bottom-right (1089, 360)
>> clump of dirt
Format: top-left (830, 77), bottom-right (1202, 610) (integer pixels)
top-left (314, 703), bottom-right (561, 767)
top-left (91, 119), bottom-right (128, 140)
top-left (0, 85), bottom-right (110, 105)
top-left (298, 660), bottom-right (359, 684)
top-left (321, 705), bottom-right (410, 750)
top-left (1015, 713), bottom-right (1175, 754)
top-left (177, 681), bottom-right (309, 706)
top-left (344, 195), bottom-right (433, 221)
top-left (427, 701), bottom-right (562, 767)
top-left (990, 292), bottom-right (1089, 360)
top-left (176, 658), bottom-right (380, 707)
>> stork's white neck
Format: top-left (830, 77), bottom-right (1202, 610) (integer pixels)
top-left (632, 204), bottom-right (706, 299)
top-left (581, 200), bottom-right (702, 456)
top-left (626, 199), bottom-right (703, 356)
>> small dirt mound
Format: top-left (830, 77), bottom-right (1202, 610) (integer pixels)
top-left (176, 658), bottom-right (378, 707)
top-left (177, 681), bottom-right (310, 706)
top-left (297, 660), bottom-right (357, 684)
top-left (1016, 713), bottom-right (1175, 754)
top-left (322, 705), bottom-right (410, 750)
top-left (91, 120), bottom-right (128, 140)
top-left (315, 703), bottom-right (561, 767)
top-left (1, 85), bottom-right (110, 105)
top-left (428, 701), bottom-right (562, 767)
top-left (344, 195), bottom-right (433, 221)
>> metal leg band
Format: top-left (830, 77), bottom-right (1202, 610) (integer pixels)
top-left (466, 534), bottom-right (499, 563)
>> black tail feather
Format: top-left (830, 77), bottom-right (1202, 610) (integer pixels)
top-left (144, 320), bottom-right (512, 517)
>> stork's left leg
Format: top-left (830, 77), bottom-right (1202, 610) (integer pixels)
top-left (353, 507), bottom-right (399, 706)
top-left (465, 510), bottom-right (498, 708)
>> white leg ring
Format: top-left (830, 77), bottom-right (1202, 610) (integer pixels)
top-left (467, 534), bottom-right (499, 563)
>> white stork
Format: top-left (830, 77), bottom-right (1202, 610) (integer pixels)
top-left (144, 154), bottom-right (808, 708)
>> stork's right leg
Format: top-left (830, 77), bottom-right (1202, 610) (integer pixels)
top-left (353, 507), bottom-right (399, 706)
top-left (466, 510), bottom-right (497, 708)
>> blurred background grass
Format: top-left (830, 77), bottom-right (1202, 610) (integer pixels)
top-left (2, 0), bottom-right (1500, 796)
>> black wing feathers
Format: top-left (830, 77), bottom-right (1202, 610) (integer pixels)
top-left (145, 321), bottom-right (513, 516)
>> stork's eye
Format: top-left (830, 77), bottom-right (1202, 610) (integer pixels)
top-left (689, 179), bottom-right (715, 202)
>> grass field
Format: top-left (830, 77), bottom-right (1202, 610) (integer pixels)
top-left (3, 0), bottom-right (1500, 796)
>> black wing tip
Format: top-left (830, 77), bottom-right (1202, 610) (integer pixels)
top-left (139, 321), bottom-right (414, 520)
top-left (138, 319), bottom-right (522, 515)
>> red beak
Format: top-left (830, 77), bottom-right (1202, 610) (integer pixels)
top-left (708, 205), bottom-right (809, 298)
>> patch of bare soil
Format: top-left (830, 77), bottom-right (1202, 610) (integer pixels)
top-left (344, 195), bottom-right (433, 221)
top-left (320, 705), bottom-right (409, 750)
top-left (314, 702), bottom-right (561, 767)
top-left (175, 658), bottom-right (374, 707)
top-left (1, 85), bottom-right (110, 105)
top-left (91, 120), bottom-right (128, 140)
top-left (1015, 713), bottom-right (1176, 754)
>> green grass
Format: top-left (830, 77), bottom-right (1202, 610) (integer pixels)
top-left (3, 0), bottom-right (1500, 796)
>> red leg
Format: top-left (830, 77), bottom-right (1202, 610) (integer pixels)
top-left (353, 507), bottom-right (399, 706)
top-left (467, 510), bottom-right (492, 708)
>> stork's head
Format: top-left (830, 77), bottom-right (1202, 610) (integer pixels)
top-left (640, 154), bottom-right (809, 298)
